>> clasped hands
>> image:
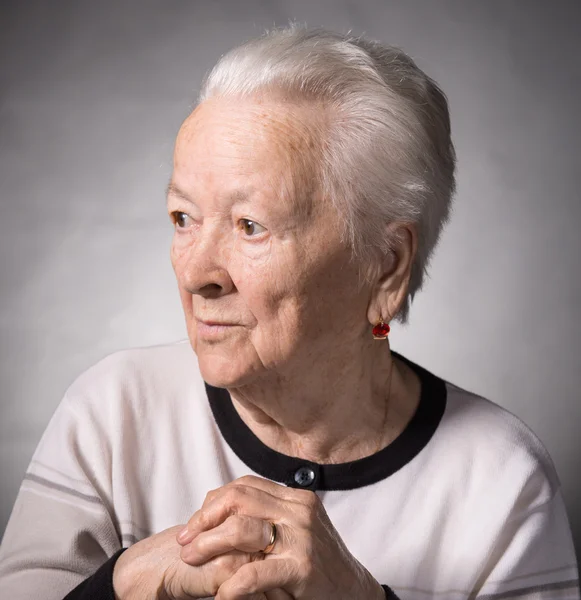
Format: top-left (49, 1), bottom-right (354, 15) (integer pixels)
top-left (113, 474), bottom-right (384, 600)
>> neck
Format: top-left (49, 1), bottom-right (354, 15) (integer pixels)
top-left (227, 338), bottom-right (421, 464)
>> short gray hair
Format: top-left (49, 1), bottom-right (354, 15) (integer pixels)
top-left (198, 24), bottom-right (456, 324)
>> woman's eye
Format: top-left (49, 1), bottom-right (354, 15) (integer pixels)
top-left (171, 211), bottom-right (190, 230)
top-left (239, 218), bottom-right (266, 237)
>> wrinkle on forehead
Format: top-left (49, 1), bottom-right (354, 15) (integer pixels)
top-left (176, 96), bottom-right (330, 222)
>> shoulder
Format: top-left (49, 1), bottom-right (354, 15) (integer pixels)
top-left (435, 379), bottom-right (561, 506)
top-left (39, 339), bottom-right (212, 496)
top-left (62, 338), bottom-right (206, 420)
top-left (66, 338), bottom-right (200, 391)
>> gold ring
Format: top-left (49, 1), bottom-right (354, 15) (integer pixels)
top-left (262, 521), bottom-right (277, 554)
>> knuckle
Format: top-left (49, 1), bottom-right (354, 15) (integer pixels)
top-left (232, 482), bottom-right (252, 496)
top-left (210, 552), bottom-right (251, 593)
top-left (236, 474), bottom-right (256, 485)
top-left (224, 514), bottom-right (246, 540)
top-left (196, 509), bottom-right (212, 528)
top-left (188, 533), bottom-right (209, 555)
top-left (224, 484), bottom-right (251, 509)
top-left (238, 562), bottom-right (261, 592)
top-left (212, 552), bottom-right (235, 570)
top-left (201, 488), bottom-right (220, 510)
top-left (204, 488), bottom-right (218, 503)
top-left (224, 486), bottom-right (241, 505)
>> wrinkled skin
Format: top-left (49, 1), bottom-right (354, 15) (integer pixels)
top-left (176, 475), bottom-right (385, 600)
top-left (112, 524), bottom-right (257, 599)
top-left (167, 96), bottom-right (419, 465)
top-left (112, 476), bottom-right (384, 600)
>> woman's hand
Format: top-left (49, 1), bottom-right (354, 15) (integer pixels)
top-left (112, 524), bottom-right (258, 600)
top-left (176, 475), bottom-right (385, 600)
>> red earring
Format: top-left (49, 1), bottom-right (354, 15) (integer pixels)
top-left (372, 314), bottom-right (390, 339)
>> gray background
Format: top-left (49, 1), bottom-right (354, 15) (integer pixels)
top-left (1, 0), bottom-right (580, 561)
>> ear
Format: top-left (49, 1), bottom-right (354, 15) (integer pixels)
top-left (367, 222), bottom-right (418, 325)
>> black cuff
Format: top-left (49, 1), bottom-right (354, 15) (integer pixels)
top-left (63, 548), bottom-right (127, 600)
top-left (382, 583), bottom-right (401, 599)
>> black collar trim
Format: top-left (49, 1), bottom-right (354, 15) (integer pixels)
top-left (205, 350), bottom-right (447, 491)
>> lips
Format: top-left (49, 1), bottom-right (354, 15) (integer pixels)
top-left (195, 318), bottom-right (238, 337)
top-left (196, 318), bottom-right (236, 326)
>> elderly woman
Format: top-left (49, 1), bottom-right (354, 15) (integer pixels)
top-left (0, 25), bottom-right (579, 600)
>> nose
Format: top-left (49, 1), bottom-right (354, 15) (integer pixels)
top-left (176, 222), bottom-right (235, 299)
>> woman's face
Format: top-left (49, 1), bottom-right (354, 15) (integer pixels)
top-left (168, 97), bottom-right (371, 388)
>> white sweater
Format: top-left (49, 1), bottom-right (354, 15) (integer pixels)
top-left (0, 339), bottom-right (578, 599)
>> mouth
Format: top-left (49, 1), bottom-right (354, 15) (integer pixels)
top-left (195, 318), bottom-right (238, 337)
top-left (196, 318), bottom-right (237, 326)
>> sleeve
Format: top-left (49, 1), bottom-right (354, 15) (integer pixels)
top-left (0, 392), bottom-right (123, 599)
top-left (382, 583), bottom-right (401, 599)
top-left (474, 485), bottom-right (580, 599)
top-left (63, 549), bottom-right (126, 600)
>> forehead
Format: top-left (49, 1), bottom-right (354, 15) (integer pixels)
top-left (173, 97), bottom-right (323, 213)
top-left (176, 96), bottom-right (321, 156)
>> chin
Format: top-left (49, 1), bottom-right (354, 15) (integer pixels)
top-left (195, 347), bottom-right (258, 389)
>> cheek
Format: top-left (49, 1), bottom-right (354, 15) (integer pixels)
top-left (232, 259), bottom-right (292, 317)
top-left (231, 247), bottom-right (308, 327)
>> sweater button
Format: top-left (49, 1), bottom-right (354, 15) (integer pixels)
top-left (294, 466), bottom-right (316, 487)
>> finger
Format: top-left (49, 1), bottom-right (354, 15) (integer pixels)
top-left (181, 514), bottom-right (277, 565)
top-left (179, 483), bottom-right (286, 545)
top-left (233, 475), bottom-right (316, 505)
top-left (216, 559), bottom-right (298, 600)
top-left (230, 476), bottom-right (321, 526)
top-left (176, 487), bottom-right (222, 545)
top-left (179, 549), bottom-right (254, 598)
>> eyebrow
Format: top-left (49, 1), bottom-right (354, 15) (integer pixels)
top-left (165, 181), bottom-right (252, 206)
top-left (165, 181), bottom-right (189, 204)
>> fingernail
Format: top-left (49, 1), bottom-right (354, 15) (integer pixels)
top-left (177, 526), bottom-right (190, 543)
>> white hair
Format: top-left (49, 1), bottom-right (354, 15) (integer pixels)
top-left (198, 24), bottom-right (456, 324)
